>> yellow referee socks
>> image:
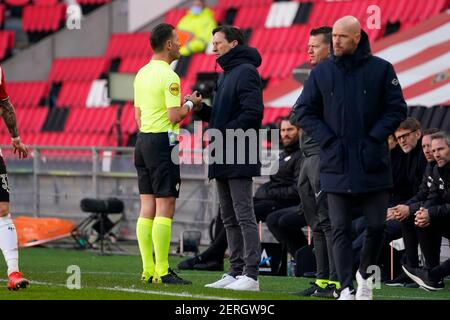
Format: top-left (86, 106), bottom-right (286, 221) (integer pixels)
top-left (153, 217), bottom-right (172, 278)
top-left (136, 217), bottom-right (154, 281)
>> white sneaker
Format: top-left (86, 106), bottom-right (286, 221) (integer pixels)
top-left (356, 270), bottom-right (373, 300)
top-left (337, 287), bottom-right (355, 300)
top-left (224, 275), bottom-right (260, 291)
top-left (205, 274), bottom-right (237, 288)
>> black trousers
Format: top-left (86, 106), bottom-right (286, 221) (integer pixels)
top-left (400, 216), bottom-right (420, 267)
top-left (266, 205), bottom-right (308, 256)
top-left (417, 217), bottom-right (450, 271)
top-left (199, 198), bottom-right (297, 262)
top-left (328, 191), bottom-right (389, 289)
top-left (433, 258), bottom-right (450, 279)
top-left (298, 154), bottom-right (337, 281)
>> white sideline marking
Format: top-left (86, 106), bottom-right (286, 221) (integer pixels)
top-left (97, 286), bottom-right (237, 300)
top-left (2, 278), bottom-right (447, 300)
top-left (0, 279), bottom-right (237, 300)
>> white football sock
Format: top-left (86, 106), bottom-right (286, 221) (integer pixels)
top-left (0, 214), bottom-right (19, 275)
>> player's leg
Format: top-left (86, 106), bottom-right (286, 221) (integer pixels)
top-left (151, 152), bottom-right (190, 285)
top-left (134, 134), bottom-right (156, 283)
top-left (0, 156), bottom-right (29, 291)
top-left (224, 178), bottom-right (260, 291)
top-left (327, 193), bottom-right (355, 300)
top-left (356, 191), bottom-right (389, 300)
top-left (0, 202), bottom-right (29, 291)
top-left (153, 196), bottom-right (176, 279)
top-left (136, 194), bottom-right (156, 283)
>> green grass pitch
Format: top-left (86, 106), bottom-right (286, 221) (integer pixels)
top-left (0, 247), bottom-right (449, 300)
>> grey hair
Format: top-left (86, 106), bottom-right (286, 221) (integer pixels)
top-left (430, 131), bottom-right (450, 147)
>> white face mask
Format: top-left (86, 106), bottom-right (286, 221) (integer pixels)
top-left (190, 5), bottom-right (202, 15)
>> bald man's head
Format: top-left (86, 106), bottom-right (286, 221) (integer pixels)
top-left (332, 16), bottom-right (362, 56)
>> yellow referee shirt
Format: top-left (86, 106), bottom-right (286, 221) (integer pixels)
top-left (134, 60), bottom-right (181, 133)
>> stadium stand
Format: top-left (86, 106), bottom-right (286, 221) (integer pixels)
top-left (48, 57), bottom-right (110, 83)
top-left (0, 0), bottom-right (448, 148)
top-left (0, 30), bottom-right (14, 60)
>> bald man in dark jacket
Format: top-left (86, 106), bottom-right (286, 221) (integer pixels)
top-left (295, 16), bottom-right (407, 300)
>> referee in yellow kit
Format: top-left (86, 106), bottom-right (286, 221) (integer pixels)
top-left (134, 23), bottom-right (200, 285)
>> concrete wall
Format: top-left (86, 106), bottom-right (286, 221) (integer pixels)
top-left (3, 37), bottom-right (54, 81)
top-left (128, 0), bottom-right (185, 32)
top-left (54, 5), bottom-right (111, 58)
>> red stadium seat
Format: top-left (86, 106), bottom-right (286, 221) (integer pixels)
top-left (233, 4), bottom-right (271, 29)
top-left (120, 102), bottom-right (138, 135)
top-left (22, 4), bottom-right (66, 33)
top-left (258, 51), bottom-right (308, 80)
top-left (0, 107), bottom-right (48, 134)
top-left (164, 8), bottom-right (188, 27)
top-left (118, 56), bottom-right (149, 73)
top-left (105, 33), bottom-right (152, 59)
top-left (5, 0), bottom-right (445, 149)
top-left (185, 53), bottom-right (222, 81)
top-left (216, 0), bottom-right (272, 9)
top-left (0, 30), bottom-right (15, 60)
top-left (56, 81), bottom-right (92, 108)
top-left (212, 6), bottom-right (226, 24)
top-left (64, 106), bottom-right (118, 134)
top-left (0, 5), bottom-right (5, 28)
top-left (164, 6), bottom-right (226, 26)
top-left (48, 57), bottom-right (110, 83)
top-left (33, 0), bottom-right (60, 5)
top-left (262, 107), bottom-right (291, 126)
top-left (249, 25), bottom-right (309, 53)
top-left (4, 0), bottom-right (30, 6)
top-left (180, 77), bottom-right (196, 100)
top-left (7, 81), bottom-right (49, 107)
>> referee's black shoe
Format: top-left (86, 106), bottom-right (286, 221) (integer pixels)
top-left (156, 269), bottom-right (192, 285)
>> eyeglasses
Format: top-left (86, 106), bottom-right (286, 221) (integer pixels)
top-left (395, 130), bottom-right (418, 141)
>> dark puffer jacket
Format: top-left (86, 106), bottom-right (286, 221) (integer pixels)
top-left (295, 30), bottom-right (407, 193)
top-left (196, 45), bottom-right (264, 180)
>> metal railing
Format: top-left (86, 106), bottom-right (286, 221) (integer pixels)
top-left (2, 144), bottom-right (269, 243)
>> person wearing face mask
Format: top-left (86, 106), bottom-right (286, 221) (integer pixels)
top-left (176, 0), bottom-right (217, 56)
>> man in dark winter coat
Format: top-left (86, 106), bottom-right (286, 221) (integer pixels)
top-left (295, 16), bottom-right (407, 300)
top-left (189, 25), bottom-right (264, 291)
top-left (291, 26), bottom-right (341, 299)
top-left (178, 118), bottom-right (305, 270)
